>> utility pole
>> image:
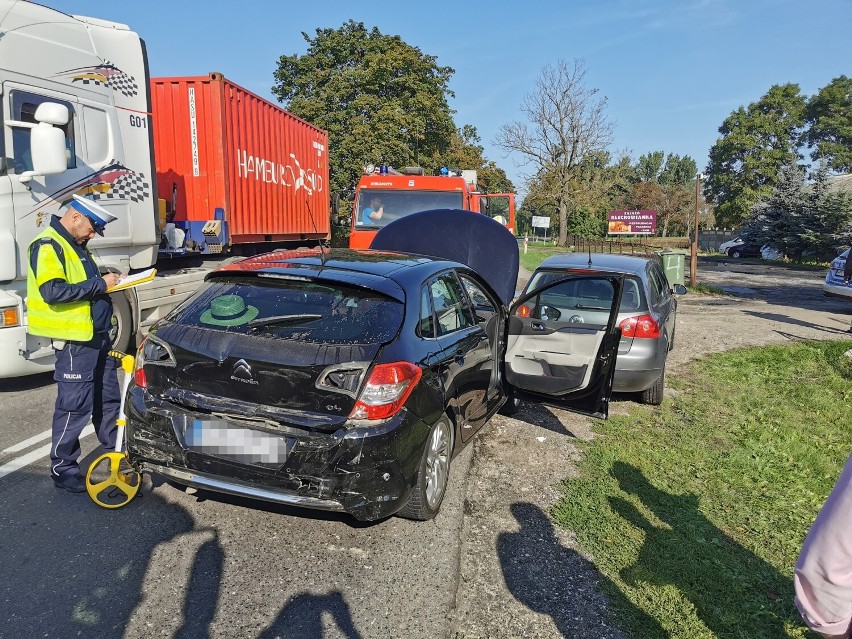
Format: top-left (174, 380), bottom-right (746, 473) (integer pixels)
top-left (691, 173), bottom-right (703, 285)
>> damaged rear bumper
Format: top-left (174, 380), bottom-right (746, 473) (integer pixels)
top-left (125, 387), bottom-right (430, 521)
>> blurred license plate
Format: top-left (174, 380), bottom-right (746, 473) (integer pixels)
top-left (186, 419), bottom-right (291, 464)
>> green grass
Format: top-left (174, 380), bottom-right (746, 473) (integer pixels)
top-left (687, 283), bottom-right (727, 295)
top-left (554, 340), bottom-right (852, 638)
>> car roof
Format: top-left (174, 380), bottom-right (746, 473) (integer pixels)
top-left (536, 253), bottom-right (653, 276)
top-left (207, 248), bottom-right (471, 302)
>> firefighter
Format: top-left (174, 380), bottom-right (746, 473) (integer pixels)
top-left (27, 195), bottom-right (123, 493)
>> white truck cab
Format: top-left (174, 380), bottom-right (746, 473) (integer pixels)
top-left (0, 0), bottom-right (160, 377)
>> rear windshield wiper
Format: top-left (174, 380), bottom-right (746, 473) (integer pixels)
top-left (248, 314), bottom-right (322, 330)
top-left (575, 303), bottom-right (610, 310)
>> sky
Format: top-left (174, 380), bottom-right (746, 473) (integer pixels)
top-left (40, 0), bottom-right (852, 196)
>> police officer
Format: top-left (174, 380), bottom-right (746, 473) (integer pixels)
top-left (27, 195), bottom-right (123, 493)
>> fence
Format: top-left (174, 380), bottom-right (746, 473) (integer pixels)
top-left (526, 230), bottom-right (739, 255)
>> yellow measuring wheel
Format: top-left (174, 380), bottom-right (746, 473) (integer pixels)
top-left (85, 351), bottom-right (142, 508)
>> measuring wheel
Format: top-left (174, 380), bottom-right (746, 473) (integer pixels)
top-left (85, 451), bottom-right (141, 508)
top-left (85, 351), bottom-right (142, 509)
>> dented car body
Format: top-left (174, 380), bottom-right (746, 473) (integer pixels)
top-left (126, 210), bottom-right (624, 521)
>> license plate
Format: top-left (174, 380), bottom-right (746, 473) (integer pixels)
top-left (185, 419), bottom-right (292, 464)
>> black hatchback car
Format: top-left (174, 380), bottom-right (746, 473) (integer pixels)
top-left (126, 211), bottom-right (625, 521)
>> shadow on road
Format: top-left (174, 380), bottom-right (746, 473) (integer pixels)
top-left (260, 591), bottom-right (363, 639)
top-left (498, 501), bottom-right (663, 638)
top-left (743, 310), bottom-right (851, 336)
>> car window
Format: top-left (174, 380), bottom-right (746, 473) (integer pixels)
top-left (650, 265), bottom-right (670, 302)
top-left (419, 285), bottom-right (435, 338)
top-left (430, 272), bottom-right (473, 336)
top-left (458, 273), bottom-right (496, 313)
top-left (530, 269), bottom-right (644, 312)
top-left (168, 278), bottom-right (403, 344)
top-left (523, 277), bottom-right (618, 326)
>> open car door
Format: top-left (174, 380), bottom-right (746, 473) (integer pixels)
top-left (505, 274), bottom-right (624, 419)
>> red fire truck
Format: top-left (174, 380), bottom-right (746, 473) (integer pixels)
top-left (348, 166), bottom-right (515, 249)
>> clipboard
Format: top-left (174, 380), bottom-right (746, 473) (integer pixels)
top-left (107, 268), bottom-right (157, 293)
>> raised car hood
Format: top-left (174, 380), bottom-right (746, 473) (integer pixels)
top-left (370, 209), bottom-right (519, 306)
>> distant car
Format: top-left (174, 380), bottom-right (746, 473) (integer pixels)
top-left (824, 248), bottom-right (851, 299)
top-left (126, 211), bottom-right (624, 522)
top-left (719, 237), bottom-right (744, 253)
top-left (727, 242), bottom-right (761, 258)
top-left (520, 253), bottom-right (687, 405)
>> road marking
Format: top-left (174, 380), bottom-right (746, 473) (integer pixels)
top-left (2, 429), bottom-right (52, 454)
top-left (0, 424), bottom-right (94, 480)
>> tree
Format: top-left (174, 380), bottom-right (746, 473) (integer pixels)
top-left (272, 21), bottom-right (456, 196)
top-left (705, 84), bottom-right (807, 229)
top-left (741, 163), bottom-right (852, 259)
top-left (433, 125), bottom-right (515, 194)
top-left (805, 75), bottom-right (852, 173)
top-left (628, 152), bottom-right (697, 237)
top-left (496, 59), bottom-right (613, 246)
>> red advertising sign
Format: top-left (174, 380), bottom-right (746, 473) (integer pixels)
top-left (607, 210), bottom-right (657, 235)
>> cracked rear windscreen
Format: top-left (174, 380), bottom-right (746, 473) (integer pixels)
top-left (168, 278), bottom-right (403, 344)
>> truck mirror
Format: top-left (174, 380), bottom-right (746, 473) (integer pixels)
top-left (29, 122), bottom-right (68, 178)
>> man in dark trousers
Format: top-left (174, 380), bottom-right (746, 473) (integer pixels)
top-left (27, 195), bottom-right (122, 492)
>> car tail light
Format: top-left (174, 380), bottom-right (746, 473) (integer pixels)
top-left (349, 362), bottom-right (422, 420)
top-left (619, 314), bottom-right (660, 339)
top-left (133, 335), bottom-right (176, 388)
top-left (133, 347), bottom-right (147, 388)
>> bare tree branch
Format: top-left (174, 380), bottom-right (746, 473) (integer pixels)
top-left (496, 59), bottom-right (613, 245)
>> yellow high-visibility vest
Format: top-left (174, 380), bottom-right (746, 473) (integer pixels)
top-left (27, 226), bottom-right (95, 341)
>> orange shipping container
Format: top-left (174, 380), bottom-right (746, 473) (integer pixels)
top-left (150, 73), bottom-right (329, 245)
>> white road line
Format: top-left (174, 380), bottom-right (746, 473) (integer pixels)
top-left (2, 429), bottom-right (52, 454)
top-left (0, 424), bottom-right (94, 480)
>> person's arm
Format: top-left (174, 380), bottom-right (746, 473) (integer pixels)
top-left (794, 454), bottom-right (852, 638)
top-left (369, 206), bottom-right (384, 221)
top-left (30, 242), bottom-right (109, 304)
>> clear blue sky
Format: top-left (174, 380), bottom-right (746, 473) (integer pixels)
top-left (44, 0), bottom-right (851, 195)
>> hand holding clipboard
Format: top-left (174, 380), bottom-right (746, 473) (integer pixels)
top-left (106, 268), bottom-right (157, 293)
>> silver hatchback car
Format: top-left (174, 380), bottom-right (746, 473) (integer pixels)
top-left (521, 253), bottom-right (687, 404)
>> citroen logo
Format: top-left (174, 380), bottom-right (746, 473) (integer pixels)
top-left (231, 358), bottom-right (258, 385)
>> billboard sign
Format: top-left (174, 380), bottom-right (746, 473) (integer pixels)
top-left (531, 216), bottom-right (551, 229)
top-left (607, 210), bottom-right (657, 235)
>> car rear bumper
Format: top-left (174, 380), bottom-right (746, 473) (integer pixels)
top-left (823, 281), bottom-right (852, 299)
top-left (126, 387), bottom-right (428, 521)
top-left (614, 338), bottom-right (667, 392)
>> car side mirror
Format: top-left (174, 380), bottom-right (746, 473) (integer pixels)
top-left (538, 305), bottom-right (561, 322)
top-left (672, 284), bottom-right (688, 295)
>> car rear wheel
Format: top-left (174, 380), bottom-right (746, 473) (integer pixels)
top-left (640, 364), bottom-right (665, 405)
top-left (729, 248), bottom-right (742, 258)
top-left (398, 415), bottom-right (453, 521)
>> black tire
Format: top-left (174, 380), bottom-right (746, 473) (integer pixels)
top-left (109, 291), bottom-right (134, 355)
top-left (729, 248), bottom-right (742, 258)
top-left (498, 388), bottom-right (521, 416)
top-left (398, 415), bottom-right (453, 521)
top-left (641, 364), bottom-right (665, 405)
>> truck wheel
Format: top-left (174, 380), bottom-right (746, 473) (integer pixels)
top-left (109, 292), bottom-right (134, 355)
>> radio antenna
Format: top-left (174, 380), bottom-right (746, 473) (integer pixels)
top-left (304, 197), bottom-right (327, 266)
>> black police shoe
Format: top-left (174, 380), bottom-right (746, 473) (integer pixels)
top-left (53, 475), bottom-right (86, 493)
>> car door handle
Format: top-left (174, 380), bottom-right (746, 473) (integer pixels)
top-left (531, 322), bottom-right (546, 331)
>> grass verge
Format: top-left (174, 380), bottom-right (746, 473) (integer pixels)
top-left (554, 340), bottom-right (852, 638)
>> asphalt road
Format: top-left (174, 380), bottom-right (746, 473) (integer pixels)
top-left (0, 255), bottom-right (848, 638)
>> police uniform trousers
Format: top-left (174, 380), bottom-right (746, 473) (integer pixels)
top-left (50, 332), bottom-right (120, 483)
